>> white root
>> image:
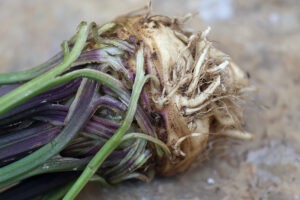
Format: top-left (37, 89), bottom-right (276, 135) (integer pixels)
top-left (201, 26), bottom-right (211, 38)
top-left (179, 12), bottom-right (195, 24)
top-left (207, 60), bottom-right (229, 74)
top-left (169, 75), bottom-right (192, 97)
top-left (153, 71), bottom-right (192, 108)
top-left (220, 129), bottom-right (253, 140)
top-left (184, 95), bottom-right (231, 115)
top-left (213, 101), bottom-right (236, 126)
top-left (152, 87), bottom-right (167, 108)
top-left (174, 133), bottom-right (207, 157)
top-left (174, 30), bottom-right (189, 44)
top-left (172, 64), bottom-right (178, 81)
top-left (179, 75), bottom-right (221, 108)
top-left (239, 85), bottom-right (258, 93)
top-left (173, 34), bottom-right (197, 74)
top-left (185, 27), bottom-right (212, 96)
top-left (117, 13), bottom-right (253, 176)
top-left (186, 45), bottom-right (210, 95)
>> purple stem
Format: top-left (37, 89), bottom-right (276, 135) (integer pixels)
top-left (0, 79), bottom-right (80, 120)
top-left (91, 116), bottom-right (120, 128)
top-left (0, 104), bottom-right (68, 126)
top-left (0, 84), bottom-right (21, 96)
top-left (0, 125), bottom-right (61, 166)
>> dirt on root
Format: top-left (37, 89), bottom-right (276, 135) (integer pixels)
top-left (0, 1), bottom-right (299, 199)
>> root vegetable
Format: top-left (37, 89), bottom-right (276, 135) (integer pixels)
top-left (0, 11), bottom-right (252, 200)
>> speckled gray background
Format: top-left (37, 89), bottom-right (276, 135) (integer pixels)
top-left (1, 1), bottom-right (300, 199)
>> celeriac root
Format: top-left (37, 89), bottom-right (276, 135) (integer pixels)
top-left (114, 14), bottom-right (251, 175)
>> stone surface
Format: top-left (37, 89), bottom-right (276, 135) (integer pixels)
top-left (0, 0), bottom-right (299, 199)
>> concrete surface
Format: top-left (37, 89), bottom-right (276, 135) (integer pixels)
top-left (0, 0), bottom-right (299, 199)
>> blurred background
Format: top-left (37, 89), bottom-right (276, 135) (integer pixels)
top-left (0, 0), bottom-right (299, 199)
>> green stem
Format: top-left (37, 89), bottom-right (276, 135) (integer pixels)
top-left (89, 175), bottom-right (110, 186)
top-left (0, 66), bottom-right (144, 187)
top-left (0, 52), bottom-right (62, 85)
top-left (0, 66), bottom-right (132, 188)
top-left (0, 22), bottom-right (89, 115)
top-left (0, 157), bottom-right (89, 188)
top-left (63, 48), bottom-right (147, 200)
top-left (0, 79), bottom-right (97, 185)
top-left (55, 69), bottom-right (126, 97)
top-left (0, 67), bottom-right (138, 189)
top-left (122, 133), bottom-right (170, 156)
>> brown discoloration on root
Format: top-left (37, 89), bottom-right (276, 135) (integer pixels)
top-left (114, 14), bottom-right (251, 176)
